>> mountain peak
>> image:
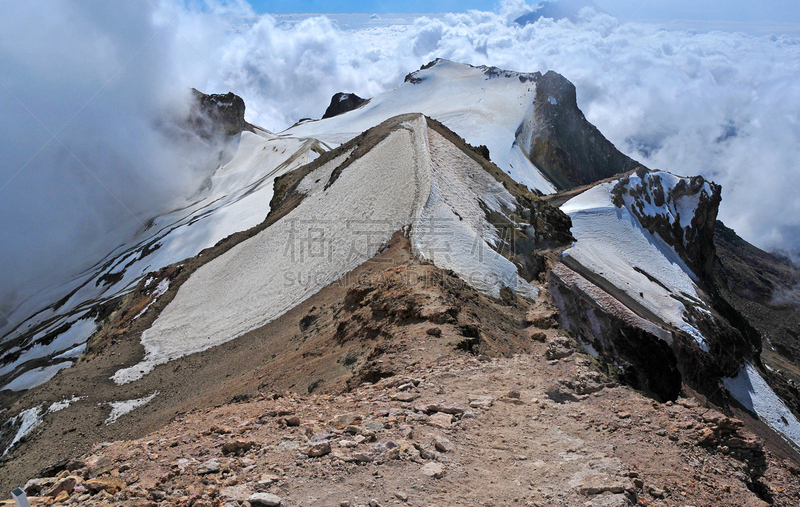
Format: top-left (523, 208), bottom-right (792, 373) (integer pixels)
top-left (322, 92), bottom-right (367, 119)
top-left (189, 88), bottom-right (248, 138)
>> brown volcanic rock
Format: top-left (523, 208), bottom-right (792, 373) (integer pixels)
top-left (516, 70), bottom-right (641, 190)
top-left (322, 92), bottom-right (367, 119)
top-left (611, 168), bottom-right (722, 279)
top-left (189, 88), bottom-right (248, 138)
top-left (549, 262), bottom-right (683, 401)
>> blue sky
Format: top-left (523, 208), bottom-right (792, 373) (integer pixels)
top-left (250, 0), bottom-right (800, 23)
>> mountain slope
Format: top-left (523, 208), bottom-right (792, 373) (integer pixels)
top-left (111, 113), bottom-right (565, 385)
top-left (0, 97), bottom-right (329, 395)
top-left (1, 61), bottom-right (799, 505)
top-left (548, 168), bottom-right (800, 455)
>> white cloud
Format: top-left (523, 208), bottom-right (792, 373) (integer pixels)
top-left (194, 3), bottom-right (800, 256)
top-left (1, 0), bottom-right (799, 313)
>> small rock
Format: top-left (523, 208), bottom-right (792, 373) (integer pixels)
top-left (340, 502), bottom-right (351, 507)
top-left (525, 310), bottom-right (559, 328)
top-left (365, 421), bottom-right (384, 432)
top-left (648, 485), bottom-right (665, 498)
top-left (333, 414), bottom-right (362, 428)
top-left (421, 462), bottom-right (445, 479)
top-left (438, 403), bottom-right (466, 415)
top-left (468, 395), bottom-right (494, 409)
top-left (418, 446), bottom-right (437, 460)
top-left (461, 409), bottom-right (477, 419)
top-left (53, 490), bottom-right (69, 502)
top-left (84, 477), bottom-right (126, 494)
top-left (616, 412), bottom-right (631, 419)
top-left (222, 439), bottom-right (255, 456)
top-left (46, 476), bottom-right (77, 497)
top-left (276, 440), bottom-right (300, 452)
top-left (392, 392), bottom-right (418, 402)
top-left (633, 478), bottom-right (644, 488)
top-left (23, 477), bottom-right (57, 496)
top-left (433, 435), bottom-right (454, 453)
top-left (369, 499), bottom-right (382, 507)
top-left (529, 331), bottom-right (547, 342)
top-left (507, 390), bottom-right (521, 399)
top-left (353, 452), bottom-right (373, 463)
top-left (428, 412), bottom-right (453, 428)
top-left (696, 427), bottom-right (716, 446)
top-left (395, 491), bottom-right (409, 502)
top-left (247, 492), bottom-right (283, 506)
top-left (545, 338), bottom-right (573, 360)
top-left (284, 415), bottom-right (301, 426)
top-left (304, 440), bottom-right (332, 457)
top-left (221, 485), bottom-right (254, 501)
top-left (426, 327), bottom-right (442, 337)
top-left (371, 440), bottom-right (398, 454)
top-left (198, 460), bottom-right (221, 475)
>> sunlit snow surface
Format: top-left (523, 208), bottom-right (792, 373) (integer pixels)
top-left (1, 395), bottom-right (83, 455)
top-left (560, 177), bottom-right (709, 350)
top-left (113, 116), bottom-right (538, 384)
top-left (286, 60), bottom-right (557, 195)
top-left (0, 129), bottom-right (324, 391)
top-left (723, 362), bottom-right (800, 450)
top-left (2, 61), bottom-right (557, 391)
top-left (48, 395), bottom-right (84, 413)
top-left (105, 391), bottom-right (159, 425)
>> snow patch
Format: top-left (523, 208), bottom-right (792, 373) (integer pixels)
top-left (1, 361), bottom-right (73, 392)
top-left (3, 406), bottom-right (42, 455)
top-left (561, 179), bottom-right (709, 350)
top-left (723, 362), bottom-right (800, 450)
top-left (105, 391), bottom-right (159, 424)
top-left (48, 395), bottom-right (84, 413)
top-left (134, 278), bottom-right (170, 320)
top-left (412, 126), bottom-right (536, 299)
top-left (112, 122), bottom-right (425, 384)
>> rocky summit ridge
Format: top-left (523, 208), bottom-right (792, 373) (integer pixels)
top-left (0, 59), bottom-right (799, 506)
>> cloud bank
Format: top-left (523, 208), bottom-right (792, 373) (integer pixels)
top-left (1, 0), bottom-right (800, 313)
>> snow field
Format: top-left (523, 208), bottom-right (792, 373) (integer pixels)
top-left (286, 60), bottom-right (556, 194)
top-left (113, 115), bottom-right (540, 384)
top-left (723, 362), bottom-right (800, 450)
top-left (561, 181), bottom-right (708, 350)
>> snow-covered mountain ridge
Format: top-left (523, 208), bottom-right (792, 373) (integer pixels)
top-left (1, 60), bottom-right (799, 495)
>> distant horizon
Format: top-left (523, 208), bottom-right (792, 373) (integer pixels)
top-left (249, 0), bottom-right (800, 25)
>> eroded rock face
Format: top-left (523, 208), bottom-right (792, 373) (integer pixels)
top-left (323, 92), bottom-right (367, 119)
top-left (612, 168), bottom-right (722, 278)
top-left (549, 263), bottom-right (683, 401)
top-left (515, 70), bottom-right (640, 190)
top-left (551, 169), bottom-right (765, 406)
top-left (189, 88), bottom-right (247, 138)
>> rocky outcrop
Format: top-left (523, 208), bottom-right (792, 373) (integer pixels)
top-left (611, 168), bottom-right (722, 278)
top-left (322, 92), bottom-right (367, 119)
top-left (189, 89), bottom-right (248, 138)
top-left (515, 71), bottom-right (640, 190)
top-left (549, 263), bottom-right (684, 401)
